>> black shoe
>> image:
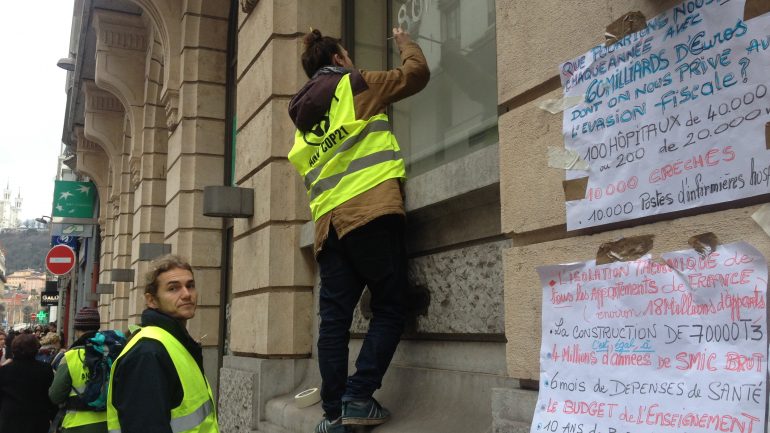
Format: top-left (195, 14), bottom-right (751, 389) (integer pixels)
top-left (341, 398), bottom-right (391, 426)
top-left (314, 417), bottom-right (350, 433)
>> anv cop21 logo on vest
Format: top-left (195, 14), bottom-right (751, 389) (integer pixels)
top-left (304, 112), bottom-right (351, 167)
top-left (303, 113), bottom-right (331, 145)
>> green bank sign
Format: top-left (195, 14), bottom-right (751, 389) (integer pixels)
top-left (51, 181), bottom-right (96, 218)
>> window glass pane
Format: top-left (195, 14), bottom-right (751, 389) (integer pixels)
top-left (354, 0), bottom-right (387, 71)
top-left (390, 0), bottom-right (498, 176)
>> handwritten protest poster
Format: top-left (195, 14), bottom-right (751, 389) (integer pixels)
top-left (560, 0), bottom-right (770, 230)
top-left (533, 242), bottom-right (768, 433)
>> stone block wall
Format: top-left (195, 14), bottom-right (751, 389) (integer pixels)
top-left (227, 0), bottom-right (338, 359)
top-left (159, 1), bottom-right (229, 370)
top-left (71, 1), bottom-right (229, 393)
top-left (496, 0), bottom-right (769, 382)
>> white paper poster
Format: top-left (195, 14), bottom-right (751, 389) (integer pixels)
top-left (561, 0), bottom-right (770, 230)
top-left (533, 242), bottom-right (768, 433)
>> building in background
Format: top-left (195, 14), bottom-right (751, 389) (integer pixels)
top-left (6, 269), bottom-right (46, 293)
top-left (0, 281), bottom-right (42, 329)
top-left (55, 1), bottom-right (770, 432)
top-left (0, 182), bottom-right (22, 229)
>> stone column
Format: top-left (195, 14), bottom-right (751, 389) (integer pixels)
top-left (129, 33), bottom-right (169, 326)
top-left (74, 129), bottom-right (111, 327)
top-left (98, 215), bottom-right (114, 328)
top-left (109, 121), bottom-right (134, 332)
top-left (156, 0), bottom-right (229, 393)
top-left (83, 82), bottom-right (127, 327)
top-left (218, 1), bottom-right (337, 429)
top-left (91, 9), bottom-right (155, 331)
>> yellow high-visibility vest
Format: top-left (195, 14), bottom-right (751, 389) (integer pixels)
top-left (289, 73), bottom-right (406, 220)
top-left (62, 348), bottom-right (108, 428)
top-left (106, 326), bottom-right (218, 433)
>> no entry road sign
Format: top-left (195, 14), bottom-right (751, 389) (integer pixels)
top-left (45, 245), bottom-right (76, 276)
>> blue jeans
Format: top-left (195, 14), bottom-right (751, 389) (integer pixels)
top-left (316, 215), bottom-right (408, 420)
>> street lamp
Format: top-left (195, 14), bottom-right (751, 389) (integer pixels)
top-left (35, 216), bottom-right (52, 225)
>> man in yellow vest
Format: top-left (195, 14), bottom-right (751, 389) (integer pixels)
top-left (48, 307), bottom-right (106, 433)
top-left (288, 27), bottom-right (429, 433)
top-left (106, 255), bottom-right (218, 433)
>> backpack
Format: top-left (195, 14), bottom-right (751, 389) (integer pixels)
top-left (73, 330), bottom-right (127, 411)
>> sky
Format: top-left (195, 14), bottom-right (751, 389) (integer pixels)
top-left (0, 1), bottom-right (75, 222)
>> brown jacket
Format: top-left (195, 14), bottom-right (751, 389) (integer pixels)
top-left (289, 41), bottom-right (430, 255)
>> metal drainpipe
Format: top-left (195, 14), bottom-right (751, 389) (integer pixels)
top-left (216, 0), bottom-right (238, 387)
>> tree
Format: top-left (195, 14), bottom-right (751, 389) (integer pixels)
top-left (0, 230), bottom-right (51, 273)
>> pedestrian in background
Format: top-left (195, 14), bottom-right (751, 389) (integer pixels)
top-left (48, 307), bottom-right (106, 433)
top-left (37, 332), bottom-right (62, 365)
top-left (0, 331), bottom-right (7, 365)
top-left (0, 334), bottom-right (57, 433)
top-left (2, 330), bottom-right (18, 366)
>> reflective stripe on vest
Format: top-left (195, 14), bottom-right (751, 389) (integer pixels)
top-left (107, 400), bottom-right (213, 433)
top-left (310, 149), bottom-right (402, 201)
top-left (302, 119), bottom-right (391, 189)
top-left (170, 400), bottom-right (215, 432)
top-left (289, 73), bottom-right (406, 220)
top-left (106, 326), bottom-right (218, 433)
top-left (62, 348), bottom-right (108, 428)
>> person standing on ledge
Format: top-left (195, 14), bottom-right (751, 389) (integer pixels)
top-left (288, 27), bottom-right (429, 433)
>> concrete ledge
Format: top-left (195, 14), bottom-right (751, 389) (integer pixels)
top-left (110, 268), bottom-right (135, 282)
top-left (138, 243), bottom-right (172, 261)
top-left (96, 284), bottom-right (114, 294)
top-left (203, 185), bottom-right (254, 218)
top-left (492, 388), bottom-right (537, 432)
top-left (299, 220), bottom-right (314, 250)
top-left (219, 356), bottom-right (309, 432)
top-left (263, 363), bottom-right (517, 433)
top-left (298, 146), bottom-right (500, 250)
top-left (256, 423), bottom-right (288, 433)
top-left (406, 144), bottom-right (499, 212)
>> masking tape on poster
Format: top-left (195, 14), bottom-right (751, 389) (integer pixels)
top-left (536, 95), bottom-right (582, 114)
top-left (295, 388), bottom-right (321, 408)
top-left (744, 0), bottom-right (770, 21)
top-left (751, 204), bottom-right (770, 238)
top-left (688, 232), bottom-right (720, 257)
top-left (547, 146), bottom-right (590, 171)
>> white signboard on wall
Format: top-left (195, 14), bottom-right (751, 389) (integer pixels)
top-left (532, 242), bottom-right (768, 433)
top-left (561, 0), bottom-right (770, 230)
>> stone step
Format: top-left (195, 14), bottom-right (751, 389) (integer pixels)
top-left (492, 387), bottom-right (537, 425)
top-left (493, 420), bottom-right (531, 433)
top-left (265, 393), bottom-right (324, 433)
top-left (263, 364), bottom-right (519, 433)
top-left (257, 421), bottom-right (292, 433)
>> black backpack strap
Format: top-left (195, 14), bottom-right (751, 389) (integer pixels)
top-left (65, 395), bottom-right (91, 411)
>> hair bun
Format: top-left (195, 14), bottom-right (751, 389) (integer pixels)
top-left (303, 29), bottom-right (323, 47)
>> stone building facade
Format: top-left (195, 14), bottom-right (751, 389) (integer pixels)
top-left (60, 1), bottom-right (770, 432)
top-left (6, 269), bottom-right (46, 292)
